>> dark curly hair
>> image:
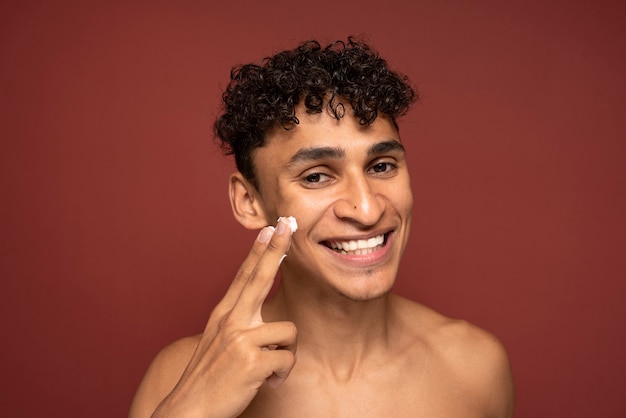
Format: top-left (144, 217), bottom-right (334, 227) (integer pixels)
top-left (214, 37), bottom-right (417, 185)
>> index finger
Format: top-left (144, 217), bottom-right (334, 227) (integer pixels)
top-left (208, 225), bottom-right (276, 323)
top-left (232, 217), bottom-right (294, 321)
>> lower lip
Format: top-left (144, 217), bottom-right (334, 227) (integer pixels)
top-left (323, 232), bottom-right (394, 266)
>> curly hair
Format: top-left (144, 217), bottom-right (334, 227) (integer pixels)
top-left (214, 37), bottom-right (417, 184)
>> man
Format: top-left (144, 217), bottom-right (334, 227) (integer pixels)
top-left (129, 38), bottom-right (514, 417)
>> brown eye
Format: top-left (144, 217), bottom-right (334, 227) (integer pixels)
top-left (372, 163), bottom-right (388, 173)
top-left (372, 162), bottom-right (393, 173)
top-left (367, 161), bottom-right (398, 177)
top-left (301, 171), bottom-right (333, 188)
top-left (305, 173), bottom-right (322, 183)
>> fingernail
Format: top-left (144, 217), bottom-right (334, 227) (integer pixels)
top-left (276, 219), bottom-right (288, 235)
top-left (258, 226), bottom-right (274, 243)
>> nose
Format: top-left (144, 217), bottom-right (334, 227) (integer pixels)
top-left (333, 173), bottom-right (385, 226)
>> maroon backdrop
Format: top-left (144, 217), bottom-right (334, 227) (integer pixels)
top-left (1, 1), bottom-right (625, 416)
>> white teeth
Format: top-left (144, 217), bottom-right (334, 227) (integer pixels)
top-left (327, 235), bottom-right (385, 254)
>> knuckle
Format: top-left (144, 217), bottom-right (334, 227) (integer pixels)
top-left (226, 329), bottom-right (249, 347)
top-left (277, 350), bottom-right (296, 368)
top-left (234, 347), bottom-right (259, 373)
top-left (216, 314), bottom-right (237, 335)
top-left (250, 239), bottom-right (267, 256)
top-left (209, 304), bottom-right (229, 323)
top-left (267, 236), bottom-right (285, 252)
top-left (283, 321), bottom-right (297, 338)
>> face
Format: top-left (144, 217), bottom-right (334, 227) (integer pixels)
top-left (251, 105), bottom-right (413, 301)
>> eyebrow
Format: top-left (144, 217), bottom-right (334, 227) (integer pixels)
top-left (367, 140), bottom-right (406, 156)
top-left (286, 140), bottom-right (405, 167)
top-left (286, 146), bottom-right (345, 167)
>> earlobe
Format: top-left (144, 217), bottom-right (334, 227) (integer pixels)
top-left (229, 172), bottom-right (269, 230)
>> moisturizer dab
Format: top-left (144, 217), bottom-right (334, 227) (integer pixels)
top-left (277, 216), bottom-right (298, 233)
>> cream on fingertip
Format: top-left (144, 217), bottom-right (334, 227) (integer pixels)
top-left (277, 216), bottom-right (298, 233)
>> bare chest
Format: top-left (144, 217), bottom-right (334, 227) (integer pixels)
top-left (238, 360), bottom-right (485, 418)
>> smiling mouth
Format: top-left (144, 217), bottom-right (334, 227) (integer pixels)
top-left (323, 233), bottom-right (389, 255)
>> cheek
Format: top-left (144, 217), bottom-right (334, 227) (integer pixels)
top-left (400, 176), bottom-right (414, 211)
top-left (275, 191), bottom-right (335, 235)
top-left (402, 191), bottom-right (414, 214)
top-left (273, 191), bottom-right (322, 219)
top-left (383, 178), bottom-right (413, 214)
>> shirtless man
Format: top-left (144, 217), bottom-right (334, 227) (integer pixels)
top-left (129, 38), bottom-right (515, 417)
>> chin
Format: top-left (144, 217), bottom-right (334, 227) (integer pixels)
top-left (338, 288), bottom-right (392, 302)
top-left (333, 273), bottom-right (396, 302)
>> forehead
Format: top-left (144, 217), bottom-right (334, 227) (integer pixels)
top-left (261, 109), bottom-right (400, 158)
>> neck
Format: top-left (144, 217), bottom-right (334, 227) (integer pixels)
top-left (263, 279), bottom-right (394, 371)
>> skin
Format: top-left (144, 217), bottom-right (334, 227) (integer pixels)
top-left (129, 102), bottom-right (515, 417)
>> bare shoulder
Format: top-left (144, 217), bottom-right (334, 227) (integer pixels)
top-left (392, 295), bottom-right (515, 417)
top-left (129, 335), bottom-right (201, 418)
top-left (393, 295), bottom-right (510, 363)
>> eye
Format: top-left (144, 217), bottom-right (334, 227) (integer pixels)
top-left (368, 161), bottom-right (396, 175)
top-left (372, 162), bottom-right (390, 173)
top-left (301, 171), bottom-right (333, 187)
top-left (305, 173), bottom-right (324, 183)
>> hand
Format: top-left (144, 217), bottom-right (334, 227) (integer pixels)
top-left (153, 218), bottom-right (297, 418)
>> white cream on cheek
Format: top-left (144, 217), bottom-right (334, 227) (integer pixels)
top-left (277, 216), bottom-right (298, 233)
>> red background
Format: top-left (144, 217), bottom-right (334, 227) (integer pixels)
top-left (1, 1), bottom-right (625, 416)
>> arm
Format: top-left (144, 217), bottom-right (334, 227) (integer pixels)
top-left (129, 218), bottom-right (297, 418)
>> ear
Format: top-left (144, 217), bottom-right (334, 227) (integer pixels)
top-left (229, 172), bottom-right (270, 230)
